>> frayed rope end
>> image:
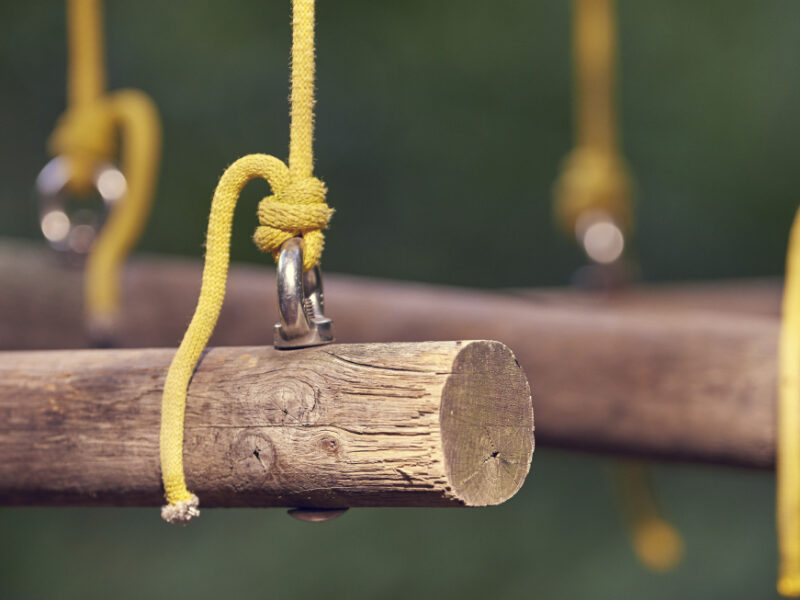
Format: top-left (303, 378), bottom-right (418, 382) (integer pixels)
top-left (161, 495), bottom-right (200, 525)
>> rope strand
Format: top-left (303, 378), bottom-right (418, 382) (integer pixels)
top-left (553, 0), bottom-right (682, 573)
top-left (553, 0), bottom-right (632, 235)
top-left (67, 0), bottom-right (105, 108)
top-left (50, 0), bottom-right (161, 335)
top-left (289, 0), bottom-right (316, 177)
top-left (778, 206), bottom-right (800, 596)
top-left (158, 0), bottom-right (332, 523)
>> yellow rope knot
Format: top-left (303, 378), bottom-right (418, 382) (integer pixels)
top-left (254, 173), bottom-right (334, 271)
top-left (49, 103), bottom-right (116, 194)
top-left (553, 147), bottom-right (633, 235)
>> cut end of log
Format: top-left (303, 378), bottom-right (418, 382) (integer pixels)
top-left (440, 341), bottom-right (534, 506)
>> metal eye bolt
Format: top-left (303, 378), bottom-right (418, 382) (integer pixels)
top-left (274, 237), bottom-right (334, 349)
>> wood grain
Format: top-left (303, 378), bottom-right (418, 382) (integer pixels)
top-left (0, 341), bottom-right (534, 507)
top-left (0, 239), bottom-right (782, 468)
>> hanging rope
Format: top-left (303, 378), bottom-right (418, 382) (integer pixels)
top-left (49, 0), bottom-right (161, 337)
top-left (53, 0), bottom-right (110, 193)
top-left (778, 207), bottom-right (800, 596)
top-left (159, 0), bottom-right (333, 524)
top-left (553, 0), bottom-right (683, 572)
top-left (553, 0), bottom-right (632, 236)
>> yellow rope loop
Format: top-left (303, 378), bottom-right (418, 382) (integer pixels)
top-left (84, 90), bottom-right (161, 328)
top-left (553, 146), bottom-right (633, 235)
top-left (48, 0), bottom-right (161, 338)
top-left (51, 90), bottom-right (161, 337)
top-left (254, 175), bottom-right (333, 270)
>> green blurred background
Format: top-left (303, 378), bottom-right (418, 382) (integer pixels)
top-left (1, 0), bottom-right (797, 598)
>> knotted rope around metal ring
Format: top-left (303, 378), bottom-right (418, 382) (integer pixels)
top-left (254, 173), bottom-right (334, 271)
top-left (159, 153), bottom-right (334, 523)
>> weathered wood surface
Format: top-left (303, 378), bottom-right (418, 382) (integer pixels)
top-left (0, 239), bottom-right (782, 468)
top-left (0, 239), bottom-right (782, 351)
top-left (0, 341), bottom-right (534, 507)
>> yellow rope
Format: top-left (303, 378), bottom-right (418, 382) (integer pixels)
top-left (553, 0), bottom-right (682, 572)
top-left (158, 0), bottom-right (333, 523)
top-left (67, 0), bottom-right (104, 108)
top-left (778, 206), bottom-right (800, 596)
top-left (616, 462), bottom-right (684, 572)
top-left (51, 0), bottom-right (112, 195)
top-left (553, 0), bottom-right (632, 235)
top-left (84, 91), bottom-right (161, 330)
top-left (49, 0), bottom-right (161, 335)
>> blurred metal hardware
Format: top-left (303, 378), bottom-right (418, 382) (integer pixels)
top-left (575, 209), bottom-right (625, 266)
top-left (287, 508), bottom-right (349, 522)
top-left (36, 156), bottom-right (126, 257)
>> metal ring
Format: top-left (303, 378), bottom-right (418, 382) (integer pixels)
top-left (274, 237), bottom-right (334, 349)
top-left (36, 156), bottom-right (126, 255)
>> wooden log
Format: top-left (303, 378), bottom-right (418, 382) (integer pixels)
top-left (0, 239), bottom-right (782, 469)
top-left (0, 341), bottom-right (534, 508)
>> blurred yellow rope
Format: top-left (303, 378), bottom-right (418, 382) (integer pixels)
top-left (553, 0), bottom-right (632, 236)
top-left (83, 91), bottom-right (160, 331)
top-left (553, 0), bottom-right (683, 572)
top-left (159, 0), bottom-right (333, 523)
top-left (53, 0), bottom-right (109, 194)
top-left (617, 462), bottom-right (684, 572)
top-left (49, 0), bottom-right (161, 336)
top-left (778, 207), bottom-right (800, 596)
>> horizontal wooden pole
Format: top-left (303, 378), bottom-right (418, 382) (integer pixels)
top-left (512, 278), bottom-right (781, 318)
top-left (0, 341), bottom-right (533, 507)
top-left (0, 239), bottom-right (782, 469)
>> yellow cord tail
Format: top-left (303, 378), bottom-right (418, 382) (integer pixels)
top-left (84, 90), bottom-right (161, 334)
top-left (159, 0), bottom-right (333, 522)
top-left (554, 0), bottom-right (682, 573)
top-left (778, 206), bottom-right (800, 596)
top-left (160, 154), bottom-right (289, 521)
top-left (617, 462), bottom-right (684, 572)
